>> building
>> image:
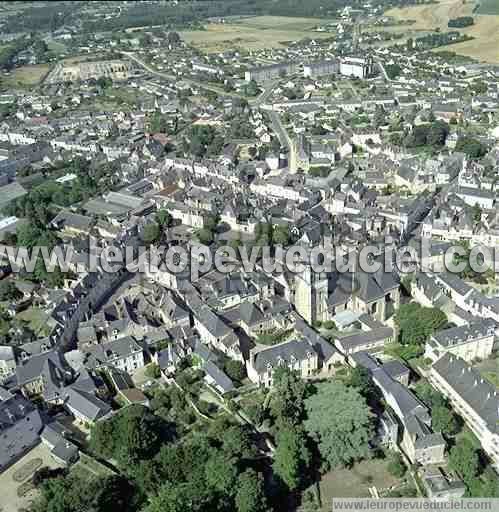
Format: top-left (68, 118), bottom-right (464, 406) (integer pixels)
top-left (0, 393), bottom-right (43, 473)
top-left (429, 353), bottom-right (499, 469)
top-left (84, 336), bottom-right (145, 374)
top-left (425, 319), bottom-right (496, 363)
top-left (0, 346), bottom-right (16, 381)
top-left (303, 59), bottom-right (340, 78)
top-left (247, 338), bottom-right (319, 387)
top-left (245, 62), bottom-right (297, 82)
top-left (339, 56), bottom-right (374, 79)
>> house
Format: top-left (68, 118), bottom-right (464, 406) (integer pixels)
top-left (247, 339), bottom-right (319, 387)
top-left (193, 305), bottom-right (242, 361)
top-left (0, 346), bottom-right (16, 381)
top-left (40, 421), bottom-right (79, 466)
top-left (84, 336), bottom-right (145, 374)
top-left (353, 351), bottom-right (446, 465)
top-left (429, 353), bottom-right (499, 469)
top-left (64, 387), bottom-right (112, 425)
top-left (334, 326), bottom-right (394, 356)
top-left (420, 467), bottom-right (466, 500)
top-left (0, 393), bottom-right (44, 473)
top-left (15, 351), bottom-right (69, 404)
top-left (425, 319), bottom-right (496, 363)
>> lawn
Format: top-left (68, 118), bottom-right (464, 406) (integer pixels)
top-left (180, 16), bottom-right (335, 52)
top-left (318, 458), bottom-right (402, 506)
top-left (477, 0), bottom-right (499, 15)
top-left (70, 452), bottom-right (115, 481)
top-left (2, 64), bottom-right (50, 89)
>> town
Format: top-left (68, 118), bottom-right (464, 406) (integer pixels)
top-left (0, 1), bottom-right (498, 511)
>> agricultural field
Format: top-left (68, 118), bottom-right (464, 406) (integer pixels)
top-left (1, 63), bottom-right (50, 89)
top-left (384, 0), bottom-right (499, 63)
top-left (476, 0), bottom-right (499, 15)
top-left (180, 15), bottom-right (336, 52)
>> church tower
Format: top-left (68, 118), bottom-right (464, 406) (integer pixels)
top-left (294, 264), bottom-right (329, 325)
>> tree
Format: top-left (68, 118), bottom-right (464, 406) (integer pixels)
top-left (348, 367), bottom-right (379, 403)
top-left (304, 382), bottom-right (374, 470)
top-left (204, 452), bottom-right (238, 495)
top-left (143, 223), bottom-right (160, 243)
top-left (235, 469), bottom-right (268, 512)
top-left (90, 405), bottom-right (165, 469)
top-left (0, 280), bottom-right (21, 301)
top-left (273, 424), bottom-right (310, 491)
top-left (455, 137), bottom-right (487, 159)
top-left (270, 367), bottom-right (308, 426)
top-left (395, 303), bottom-right (447, 347)
top-left (196, 228), bottom-right (214, 245)
top-left (156, 208), bottom-right (172, 228)
top-left (145, 363), bottom-right (161, 379)
top-left (449, 439), bottom-right (480, 483)
top-left (272, 225), bottom-right (291, 247)
top-left (223, 359), bottom-right (246, 382)
top-left (472, 203), bottom-right (482, 223)
top-left (373, 106), bottom-right (386, 128)
top-left (432, 405), bottom-right (459, 436)
top-left (387, 452), bottom-right (406, 478)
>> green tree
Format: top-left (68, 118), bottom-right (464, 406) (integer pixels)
top-left (432, 405), bottom-right (459, 436)
top-left (0, 280), bottom-right (21, 301)
top-left (273, 424), bottom-right (310, 491)
top-left (395, 303), bottom-right (447, 347)
top-left (449, 439), bottom-right (480, 483)
top-left (223, 359), bottom-right (246, 382)
top-left (304, 382), bottom-right (374, 470)
top-left (387, 452), bottom-right (406, 478)
top-left (235, 469), bottom-right (268, 512)
top-left (156, 208), bottom-right (172, 227)
top-left (270, 367), bottom-right (308, 426)
top-left (143, 223), bottom-right (160, 243)
top-left (204, 452), bottom-right (238, 495)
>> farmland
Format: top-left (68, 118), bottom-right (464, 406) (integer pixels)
top-left (1, 63), bottom-right (50, 89)
top-left (181, 15), bottom-right (335, 52)
top-left (476, 0), bottom-right (499, 15)
top-left (384, 0), bottom-right (499, 63)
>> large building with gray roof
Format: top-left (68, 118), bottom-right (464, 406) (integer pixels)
top-left (429, 353), bottom-right (499, 469)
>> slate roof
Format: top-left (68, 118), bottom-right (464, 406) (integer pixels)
top-left (203, 360), bottom-right (234, 394)
top-left (432, 353), bottom-right (499, 433)
top-left (16, 351), bottom-right (67, 401)
top-left (252, 339), bottom-right (314, 373)
top-left (432, 319), bottom-right (496, 348)
top-left (65, 387), bottom-right (111, 422)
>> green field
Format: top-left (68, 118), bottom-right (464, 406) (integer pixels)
top-left (476, 0), bottom-right (499, 15)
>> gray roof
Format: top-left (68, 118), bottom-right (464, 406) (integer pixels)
top-left (41, 421), bottom-right (79, 464)
top-left (16, 351), bottom-right (67, 401)
top-left (203, 360), bottom-right (234, 394)
top-left (432, 353), bottom-right (499, 433)
top-left (252, 339), bottom-right (314, 373)
top-left (381, 359), bottom-right (410, 380)
top-left (65, 387), bottom-right (111, 422)
top-left (337, 327), bottom-right (393, 352)
top-left (84, 337), bottom-right (142, 368)
top-left (432, 319), bottom-right (496, 348)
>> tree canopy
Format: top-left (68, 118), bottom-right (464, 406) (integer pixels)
top-left (304, 382), bottom-right (374, 470)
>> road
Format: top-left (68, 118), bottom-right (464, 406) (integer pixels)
top-left (269, 110), bottom-right (297, 172)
